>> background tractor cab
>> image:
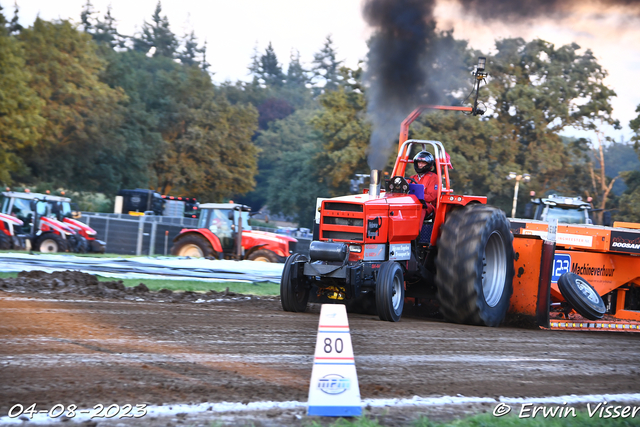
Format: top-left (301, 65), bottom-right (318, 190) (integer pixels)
top-left (525, 194), bottom-right (595, 225)
top-left (171, 203), bottom-right (297, 262)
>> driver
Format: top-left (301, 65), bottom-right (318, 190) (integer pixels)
top-left (409, 151), bottom-right (439, 214)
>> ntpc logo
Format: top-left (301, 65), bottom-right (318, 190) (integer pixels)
top-left (318, 374), bottom-right (351, 395)
top-left (552, 254), bottom-right (571, 283)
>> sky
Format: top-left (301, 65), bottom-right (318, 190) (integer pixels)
top-left (10, 0), bottom-right (640, 143)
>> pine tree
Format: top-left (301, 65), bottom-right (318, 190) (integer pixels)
top-left (8, 1), bottom-right (22, 35)
top-left (249, 42), bottom-right (285, 87)
top-left (312, 35), bottom-right (342, 94)
top-left (260, 42), bottom-right (284, 87)
top-left (286, 49), bottom-right (309, 89)
top-left (80, 0), bottom-right (95, 33)
top-left (177, 31), bottom-right (204, 67)
top-left (133, 2), bottom-right (178, 58)
top-left (94, 7), bottom-right (124, 48)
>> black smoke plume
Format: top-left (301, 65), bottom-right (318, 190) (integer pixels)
top-left (362, 0), bottom-right (439, 170)
top-left (458, 0), bottom-right (640, 21)
top-left (361, 0), bottom-right (640, 171)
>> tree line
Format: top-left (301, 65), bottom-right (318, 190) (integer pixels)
top-left (1, 1), bottom-right (639, 226)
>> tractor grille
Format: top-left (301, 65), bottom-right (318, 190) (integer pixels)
top-left (321, 201), bottom-right (364, 243)
top-left (322, 230), bottom-right (364, 241)
top-left (324, 217), bottom-right (364, 227)
top-left (324, 202), bottom-right (363, 212)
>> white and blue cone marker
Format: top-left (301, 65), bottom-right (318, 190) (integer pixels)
top-left (307, 304), bottom-right (362, 416)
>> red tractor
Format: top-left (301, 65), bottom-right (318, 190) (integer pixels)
top-left (171, 203), bottom-right (297, 262)
top-left (0, 213), bottom-right (25, 250)
top-left (0, 191), bottom-right (105, 253)
top-left (281, 102), bottom-right (515, 325)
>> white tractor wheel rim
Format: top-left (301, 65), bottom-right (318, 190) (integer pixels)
top-left (392, 271), bottom-right (402, 311)
top-left (252, 255), bottom-right (270, 262)
top-left (482, 231), bottom-right (507, 307)
top-left (40, 239), bottom-right (59, 253)
top-left (179, 244), bottom-right (204, 257)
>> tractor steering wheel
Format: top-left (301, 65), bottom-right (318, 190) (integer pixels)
top-left (406, 177), bottom-right (417, 184)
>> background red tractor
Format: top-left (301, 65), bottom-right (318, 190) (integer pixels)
top-left (0, 213), bottom-right (25, 250)
top-left (0, 191), bottom-right (105, 253)
top-left (171, 203), bottom-right (297, 262)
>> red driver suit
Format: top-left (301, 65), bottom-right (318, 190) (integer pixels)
top-left (409, 172), bottom-right (439, 215)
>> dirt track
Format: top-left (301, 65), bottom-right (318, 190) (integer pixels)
top-left (1, 271), bottom-right (640, 426)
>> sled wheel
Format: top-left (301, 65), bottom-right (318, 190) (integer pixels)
top-left (558, 272), bottom-right (606, 320)
top-left (247, 249), bottom-right (279, 263)
top-left (376, 261), bottom-right (405, 322)
top-left (280, 253), bottom-right (309, 312)
top-left (36, 233), bottom-right (67, 253)
top-left (171, 234), bottom-right (214, 257)
top-left (435, 204), bottom-right (514, 326)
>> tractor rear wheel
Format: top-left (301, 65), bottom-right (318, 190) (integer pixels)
top-left (376, 261), bottom-right (405, 322)
top-left (280, 253), bottom-right (309, 312)
top-left (171, 234), bottom-right (215, 258)
top-left (247, 249), bottom-right (279, 262)
top-left (435, 204), bottom-right (514, 327)
top-left (36, 233), bottom-right (67, 253)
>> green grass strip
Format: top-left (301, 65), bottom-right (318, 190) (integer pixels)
top-left (0, 271), bottom-right (279, 296)
top-left (307, 409), bottom-right (640, 426)
top-left (102, 277), bottom-right (279, 295)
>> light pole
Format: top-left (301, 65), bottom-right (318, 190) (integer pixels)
top-left (506, 172), bottom-right (530, 218)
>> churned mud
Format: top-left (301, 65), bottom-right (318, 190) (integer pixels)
top-left (1, 271), bottom-right (640, 426)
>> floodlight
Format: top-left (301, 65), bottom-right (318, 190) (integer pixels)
top-left (477, 57), bottom-right (486, 72)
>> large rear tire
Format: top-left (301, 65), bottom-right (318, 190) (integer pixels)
top-left (376, 261), bottom-right (405, 322)
top-left (435, 204), bottom-right (514, 327)
top-left (36, 233), bottom-right (67, 253)
top-left (280, 253), bottom-right (309, 312)
top-left (171, 234), bottom-right (215, 257)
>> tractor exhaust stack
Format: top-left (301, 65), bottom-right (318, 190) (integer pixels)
top-left (369, 169), bottom-right (382, 199)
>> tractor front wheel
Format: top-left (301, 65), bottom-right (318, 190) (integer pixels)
top-left (247, 249), bottom-right (279, 262)
top-left (68, 234), bottom-right (88, 253)
top-left (435, 204), bottom-right (514, 327)
top-left (171, 234), bottom-right (215, 258)
top-left (280, 253), bottom-right (309, 312)
top-left (376, 261), bottom-right (405, 322)
top-left (36, 233), bottom-right (67, 253)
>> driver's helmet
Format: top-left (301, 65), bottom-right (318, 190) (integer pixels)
top-left (413, 151), bottom-right (435, 174)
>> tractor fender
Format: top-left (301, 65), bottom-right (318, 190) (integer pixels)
top-left (63, 218), bottom-right (98, 240)
top-left (241, 230), bottom-right (296, 257)
top-left (243, 243), bottom-right (267, 258)
top-left (174, 229), bottom-right (223, 253)
top-left (0, 214), bottom-right (22, 237)
top-left (39, 217), bottom-right (73, 236)
top-left (0, 213), bottom-right (23, 227)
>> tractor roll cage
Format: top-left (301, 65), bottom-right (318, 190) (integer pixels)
top-left (391, 139), bottom-right (453, 204)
